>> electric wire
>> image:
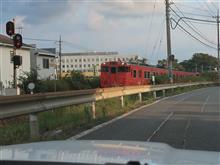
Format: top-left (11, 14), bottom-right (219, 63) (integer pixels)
top-left (170, 4), bottom-right (217, 46)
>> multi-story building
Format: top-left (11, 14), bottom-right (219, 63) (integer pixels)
top-left (58, 52), bottom-right (137, 76)
top-left (30, 46), bottom-right (57, 80)
top-left (0, 34), bottom-right (32, 92)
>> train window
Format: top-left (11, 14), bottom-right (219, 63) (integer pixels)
top-left (118, 66), bottom-right (129, 72)
top-left (101, 66), bottom-right (109, 72)
top-left (148, 72), bottom-right (150, 78)
top-left (133, 70), bottom-right (136, 78)
top-left (144, 71), bottom-right (147, 78)
top-left (138, 70), bottom-right (142, 78)
top-left (111, 67), bottom-right (117, 73)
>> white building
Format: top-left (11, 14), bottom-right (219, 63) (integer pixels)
top-left (0, 34), bottom-right (32, 89)
top-left (30, 47), bottom-right (57, 80)
top-left (58, 52), bottom-right (137, 76)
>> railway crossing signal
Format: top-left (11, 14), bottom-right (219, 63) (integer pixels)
top-left (6, 19), bottom-right (23, 91)
top-left (13, 34), bottom-right (23, 49)
top-left (6, 21), bottom-right (15, 36)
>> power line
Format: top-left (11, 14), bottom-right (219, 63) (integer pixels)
top-left (145, 0), bottom-right (157, 56)
top-left (172, 3), bottom-right (215, 16)
top-left (24, 37), bottom-right (91, 51)
top-left (24, 37), bottom-right (57, 42)
top-left (150, 19), bottom-right (165, 59)
top-left (198, 1), bottom-right (215, 16)
top-left (172, 18), bottom-right (216, 50)
top-left (173, 11), bottom-right (212, 18)
top-left (170, 5), bottom-right (217, 46)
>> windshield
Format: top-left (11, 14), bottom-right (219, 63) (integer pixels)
top-left (0, 0), bottom-right (220, 165)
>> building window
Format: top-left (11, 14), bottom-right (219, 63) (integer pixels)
top-left (75, 65), bottom-right (78, 68)
top-left (61, 59), bottom-right (65, 63)
top-left (75, 59), bottom-right (78, 62)
top-left (84, 64), bottom-right (86, 67)
top-left (43, 59), bottom-right (49, 69)
top-left (96, 58), bottom-right (99, 62)
top-left (100, 59), bottom-right (103, 61)
top-left (70, 59), bottom-right (73, 62)
top-left (105, 58), bottom-right (108, 61)
top-left (79, 59), bottom-right (82, 62)
top-left (83, 59), bottom-right (86, 62)
top-left (50, 59), bottom-right (54, 62)
top-left (79, 64), bottom-right (82, 68)
top-left (88, 64), bottom-right (90, 67)
top-left (66, 59), bottom-right (69, 63)
top-left (92, 58), bottom-right (94, 62)
top-left (62, 65), bottom-right (65, 68)
top-left (88, 58), bottom-right (90, 62)
top-left (67, 65), bottom-right (69, 68)
top-left (71, 65), bottom-right (73, 68)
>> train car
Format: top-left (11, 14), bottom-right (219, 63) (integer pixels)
top-left (100, 61), bottom-right (198, 88)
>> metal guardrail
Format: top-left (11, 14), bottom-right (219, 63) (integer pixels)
top-left (0, 81), bottom-right (215, 138)
top-left (0, 81), bottom-right (214, 119)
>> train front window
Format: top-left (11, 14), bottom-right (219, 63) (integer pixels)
top-left (101, 66), bottom-right (109, 72)
top-left (118, 66), bottom-right (129, 72)
top-left (111, 67), bottom-right (117, 73)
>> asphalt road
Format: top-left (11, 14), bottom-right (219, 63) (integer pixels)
top-left (79, 87), bottom-right (220, 151)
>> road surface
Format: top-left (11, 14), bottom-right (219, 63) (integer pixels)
top-left (79, 87), bottom-right (220, 151)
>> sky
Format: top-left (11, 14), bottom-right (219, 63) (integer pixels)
top-left (0, 0), bottom-right (219, 64)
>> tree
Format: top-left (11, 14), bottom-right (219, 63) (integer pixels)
top-left (157, 59), bottom-right (184, 71)
top-left (18, 69), bottom-right (41, 94)
top-left (180, 53), bottom-right (218, 72)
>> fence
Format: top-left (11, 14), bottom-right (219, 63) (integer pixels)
top-left (0, 81), bottom-right (215, 138)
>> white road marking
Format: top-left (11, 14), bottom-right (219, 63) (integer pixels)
top-left (68, 88), bottom-right (208, 140)
top-left (68, 99), bottom-right (164, 140)
top-left (182, 118), bottom-right (191, 149)
top-left (201, 95), bottom-right (210, 112)
top-left (146, 112), bottom-right (174, 142)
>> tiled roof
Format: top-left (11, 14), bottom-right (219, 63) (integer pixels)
top-left (0, 34), bottom-right (32, 48)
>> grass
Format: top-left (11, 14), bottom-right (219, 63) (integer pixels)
top-left (0, 83), bottom-right (214, 145)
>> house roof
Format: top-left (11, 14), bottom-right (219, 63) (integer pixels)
top-left (37, 48), bottom-right (57, 57)
top-left (0, 34), bottom-right (32, 49)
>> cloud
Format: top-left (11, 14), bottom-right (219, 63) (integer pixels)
top-left (94, 0), bottom-right (164, 18)
top-left (2, 0), bottom-right (81, 25)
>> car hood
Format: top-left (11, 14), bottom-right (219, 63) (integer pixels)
top-left (0, 140), bottom-right (220, 165)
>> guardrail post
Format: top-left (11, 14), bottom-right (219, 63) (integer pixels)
top-left (138, 93), bottom-right (142, 102)
top-left (153, 91), bottom-right (157, 99)
top-left (29, 114), bottom-right (39, 138)
top-left (120, 95), bottom-right (124, 108)
top-left (91, 101), bottom-right (96, 119)
top-left (163, 90), bottom-right (166, 97)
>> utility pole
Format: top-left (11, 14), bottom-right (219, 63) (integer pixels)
top-left (58, 35), bottom-right (62, 79)
top-left (165, 0), bottom-right (173, 83)
top-left (217, 9), bottom-right (220, 81)
top-left (213, 9), bottom-right (220, 81)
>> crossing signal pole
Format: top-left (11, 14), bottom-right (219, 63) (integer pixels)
top-left (6, 19), bottom-right (23, 92)
top-left (165, 0), bottom-right (173, 83)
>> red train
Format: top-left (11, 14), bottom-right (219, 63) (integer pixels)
top-left (100, 61), bottom-right (198, 88)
